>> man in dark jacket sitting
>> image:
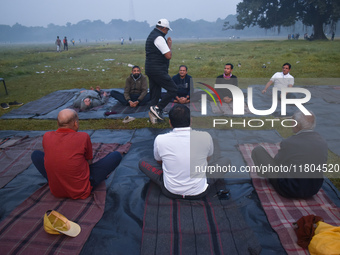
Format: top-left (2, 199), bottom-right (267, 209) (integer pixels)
top-left (251, 110), bottom-right (328, 199)
top-left (171, 65), bottom-right (192, 104)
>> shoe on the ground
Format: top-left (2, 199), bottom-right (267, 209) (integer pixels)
top-left (104, 111), bottom-right (117, 116)
top-left (122, 116), bottom-right (135, 123)
top-left (148, 111), bottom-right (159, 124)
top-left (150, 106), bottom-right (163, 120)
top-left (1, 103), bottom-right (9, 109)
top-left (9, 101), bottom-right (23, 106)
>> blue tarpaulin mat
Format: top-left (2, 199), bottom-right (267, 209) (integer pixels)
top-left (0, 128), bottom-right (339, 254)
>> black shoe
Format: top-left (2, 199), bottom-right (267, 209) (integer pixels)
top-left (1, 103), bottom-right (9, 109)
top-left (150, 106), bottom-right (163, 120)
top-left (9, 101), bottom-right (23, 106)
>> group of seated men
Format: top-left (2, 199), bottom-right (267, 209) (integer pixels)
top-left (110, 64), bottom-right (193, 108)
top-left (72, 61), bottom-right (295, 112)
top-left (31, 104), bottom-right (328, 201)
top-left (30, 58), bottom-right (327, 201)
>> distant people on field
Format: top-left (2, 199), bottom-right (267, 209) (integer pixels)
top-left (120, 37), bottom-right (124, 45)
top-left (262, 62), bottom-right (295, 100)
top-left (288, 33), bottom-right (300, 40)
top-left (129, 37), bottom-right (132, 44)
top-left (251, 111), bottom-right (328, 199)
top-left (72, 38), bottom-right (75, 46)
top-left (63, 36), bottom-right (68, 51)
top-left (73, 87), bottom-right (109, 111)
top-left (145, 18), bottom-right (177, 121)
top-left (171, 65), bottom-right (192, 104)
top-left (31, 109), bottom-right (122, 199)
top-left (55, 36), bottom-right (62, 52)
top-left (215, 63), bottom-right (238, 104)
top-left (110, 65), bottom-right (150, 107)
top-left (331, 31), bottom-right (335, 41)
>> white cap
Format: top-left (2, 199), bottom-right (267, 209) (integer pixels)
top-left (157, 19), bottom-right (172, 31)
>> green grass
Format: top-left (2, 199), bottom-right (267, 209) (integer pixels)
top-left (0, 39), bottom-right (339, 188)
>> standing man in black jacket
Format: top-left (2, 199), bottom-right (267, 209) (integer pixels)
top-left (145, 18), bottom-right (178, 121)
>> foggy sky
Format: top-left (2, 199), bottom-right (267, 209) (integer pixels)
top-left (0, 0), bottom-right (241, 27)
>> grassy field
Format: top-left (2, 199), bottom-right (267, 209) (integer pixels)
top-left (0, 39), bottom-right (339, 187)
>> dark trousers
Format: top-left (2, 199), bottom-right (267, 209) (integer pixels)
top-left (251, 146), bottom-right (290, 198)
top-left (138, 157), bottom-right (230, 199)
top-left (147, 73), bottom-right (178, 110)
top-left (31, 150), bottom-right (122, 188)
top-left (110, 90), bottom-right (150, 106)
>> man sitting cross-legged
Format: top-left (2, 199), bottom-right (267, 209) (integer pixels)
top-left (139, 104), bottom-right (230, 199)
top-left (251, 110), bottom-right (328, 199)
top-left (110, 65), bottom-right (150, 108)
top-left (31, 109), bottom-right (122, 199)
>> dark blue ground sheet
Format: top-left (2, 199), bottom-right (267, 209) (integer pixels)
top-left (0, 128), bottom-right (339, 254)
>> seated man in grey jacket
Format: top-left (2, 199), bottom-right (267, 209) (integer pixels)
top-left (73, 89), bottom-right (109, 111)
top-left (110, 65), bottom-right (150, 108)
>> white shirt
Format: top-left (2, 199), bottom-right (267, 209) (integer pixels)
top-left (270, 72), bottom-right (294, 90)
top-left (154, 127), bottom-right (213, 196)
top-left (154, 36), bottom-right (170, 54)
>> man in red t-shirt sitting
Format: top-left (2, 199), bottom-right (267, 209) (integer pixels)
top-left (31, 109), bottom-right (122, 199)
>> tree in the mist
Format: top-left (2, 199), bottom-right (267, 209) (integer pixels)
top-left (226, 0), bottom-right (340, 40)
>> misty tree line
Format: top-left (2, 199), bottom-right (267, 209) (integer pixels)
top-left (1, 15), bottom-right (338, 43)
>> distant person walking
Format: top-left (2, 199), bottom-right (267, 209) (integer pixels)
top-left (145, 18), bottom-right (177, 121)
top-left (63, 36), bottom-right (68, 51)
top-left (55, 36), bottom-right (62, 52)
top-left (331, 31), bottom-right (335, 41)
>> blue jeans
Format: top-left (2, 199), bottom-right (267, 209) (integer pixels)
top-left (31, 150), bottom-right (122, 188)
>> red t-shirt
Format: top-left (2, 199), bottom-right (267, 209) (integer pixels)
top-left (43, 128), bottom-right (93, 199)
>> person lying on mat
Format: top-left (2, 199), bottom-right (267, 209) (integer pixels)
top-left (110, 65), bottom-right (150, 108)
top-left (251, 110), bottom-right (328, 199)
top-left (31, 109), bottom-right (122, 199)
top-left (139, 104), bottom-right (230, 199)
top-left (171, 65), bottom-right (192, 104)
top-left (72, 89), bottom-right (109, 111)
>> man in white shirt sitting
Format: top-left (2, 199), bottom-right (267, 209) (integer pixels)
top-left (262, 62), bottom-right (295, 99)
top-left (139, 104), bottom-right (230, 199)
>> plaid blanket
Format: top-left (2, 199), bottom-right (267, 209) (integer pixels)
top-left (142, 181), bottom-right (262, 255)
top-left (0, 141), bottom-right (131, 255)
top-left (0, 135), bottom-right (131, 189)
top-left (0, 182), bottom-right (106, 255)
top-left (0, 136), bottom-right (43, 188)
top-left (238, 143), bottom-right (340, 255)
top-left (5, 91), bottom-right (75, 116)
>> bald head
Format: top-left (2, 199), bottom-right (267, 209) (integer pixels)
top-left (57, 109), bottom-right (79, 130)
top-left (293, 110), bottom-right (316, 132)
